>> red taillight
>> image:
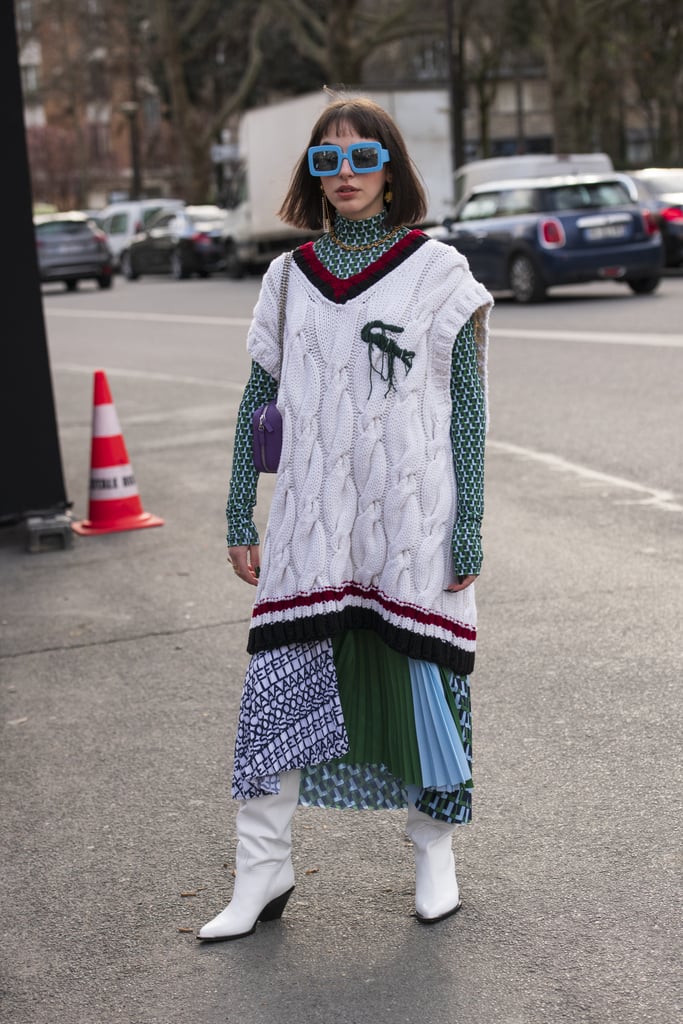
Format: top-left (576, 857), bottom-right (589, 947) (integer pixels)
top-left (134, 220), bottom-right (142, 232)
top-left (539, 218), bottom-right (565, 247)
top-left (93, 228), bottom-right (107, 242)
top-left (660, 205), bottom-right (683, 223)
top-left (192, 231), bottom-right (210, 244)
top-left (642, 209), bottom-right (660, 235)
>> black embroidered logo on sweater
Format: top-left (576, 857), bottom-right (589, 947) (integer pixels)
top-left (360, 321), bottom-right (415, 396)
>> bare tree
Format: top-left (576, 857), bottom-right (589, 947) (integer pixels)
top-left (464, 0), bottom-right (524, 158)
top-left (270, 0), bottom-right (441, 86)
top-left (150, 0), bottom-right (270, 200)
top-left (624, 0), bottom-right (683, 164)
top-left (536, 0), bottom-right (631, 153)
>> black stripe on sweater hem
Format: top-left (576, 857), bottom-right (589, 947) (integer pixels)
top-left (247, 608), bottom-right (476, 676)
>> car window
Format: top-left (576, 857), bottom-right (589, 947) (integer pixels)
top-left (106, 212), bottom-right (129, 234)
top-left (545, 181), bottom-right (633, 211)
top-left (35, 220), bottom-right (92, 237)
top-left (459, 193), bottom-right (500, 221)
top-left (141, 206), bottom-right (166, 227)
top-left (147, 211), bottom-right (177, 229)
top-left (591, 181), bottom-right (633, 205)
top-left (497, 188), bottom-right (536, 215)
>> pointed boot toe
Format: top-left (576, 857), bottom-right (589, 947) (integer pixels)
top-left (415, 898), bottom-right (462, 925)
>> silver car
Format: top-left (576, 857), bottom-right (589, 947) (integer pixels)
top-left (35, 213), bottom-right (114, 291)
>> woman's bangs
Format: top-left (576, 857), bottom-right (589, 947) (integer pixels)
top-left (316, 105), bottom-right (385, 145)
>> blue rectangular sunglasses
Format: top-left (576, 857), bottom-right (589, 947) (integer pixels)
top-left (308, 142), bottom-right (390, 176)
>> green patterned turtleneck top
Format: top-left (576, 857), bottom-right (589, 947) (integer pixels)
top-left (227, 211), bottom-right (486, 575)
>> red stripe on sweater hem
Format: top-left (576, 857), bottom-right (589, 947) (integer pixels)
top-left (252, 581), bottom-right (476, 641)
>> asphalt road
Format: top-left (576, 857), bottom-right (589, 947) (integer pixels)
top-left (1, 270), bottom-right (681, 1024)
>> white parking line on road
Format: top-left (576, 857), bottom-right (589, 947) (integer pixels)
top-left (45, 310), bottom-right (683, 348)
top-left (53, 366), bottom-right (680, 512)
top-left (488, 440), bottom-right (682, 512)
top-left (44, 308), bottom-right (252, 328)
top-left (494, 328), bottom-right (683, 348)
top-left (54, 362), bottom-right (244, 391)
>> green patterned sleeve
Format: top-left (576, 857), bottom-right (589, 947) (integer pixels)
top-left (450, 317), bottom-right (486, 575)
top-left (226, 360), bottom-right (278, 547)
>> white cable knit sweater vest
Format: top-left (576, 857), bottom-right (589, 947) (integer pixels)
top-left (246, 234), bottom-right (492, 674)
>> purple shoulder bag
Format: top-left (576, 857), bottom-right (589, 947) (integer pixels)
top-left (252, 252), bottom-right (292, 473)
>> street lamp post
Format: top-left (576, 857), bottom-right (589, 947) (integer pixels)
top-left (120, 100), bottom-right (142, 200)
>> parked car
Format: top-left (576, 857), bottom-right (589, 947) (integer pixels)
top-left (121, 205), bottom-right (228, 280)
top-left (98, 198), bottom-right (185, 268)
top-left (626, 168), bottom-right (683, 267)
top-left (34, 212), bottom-right (114, 291)
top-left (430, 174), bottom-right (663, 302)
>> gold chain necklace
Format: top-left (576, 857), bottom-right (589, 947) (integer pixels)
top-left (328, 220), bottom-right (402, 252)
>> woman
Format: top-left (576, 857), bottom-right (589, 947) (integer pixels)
top-left (198, 97), bottom-right (493, 942)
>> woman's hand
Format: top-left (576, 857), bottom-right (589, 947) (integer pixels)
top-left (228, 545), bottom-right (261, 586)
top-left (445, 574), bottom-right (478, 593)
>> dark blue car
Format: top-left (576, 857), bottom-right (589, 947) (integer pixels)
top-left (433, 174), bottom-right (664, 302)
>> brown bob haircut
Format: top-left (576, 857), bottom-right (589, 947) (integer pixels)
top-left (278, 97), bottom-right (428, 230)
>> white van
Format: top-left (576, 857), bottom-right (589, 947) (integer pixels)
top-left (98, 198), bottom-right (185, 268)
top-left (453, 153), bottom-right (614, 203)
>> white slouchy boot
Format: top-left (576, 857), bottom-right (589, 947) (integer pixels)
top-left (406, 799), bottom-right (462, 924)
top-left (197, 770), bottom-right (300, 942)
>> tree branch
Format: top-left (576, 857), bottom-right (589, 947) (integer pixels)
top-left (205, 1), bottom-right (270, 135)
top-left (271, 0), bottom-right (328, 46)
top-left (179, 0), bottom-right (217, 40)
top-left (354, 0), bottom-right (435, 52)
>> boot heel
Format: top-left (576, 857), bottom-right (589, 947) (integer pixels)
top-left (258, 885), bottom-right (294, 922)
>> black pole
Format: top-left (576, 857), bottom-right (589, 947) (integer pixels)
top-left (122, 103), bottom-right (143, 200)
top-left (125, 9), bottom-right (143, 200)
top-left (1, 4), bottom-right (69, 527)
top-left (445, 0), bottom-right (457, 203)
top-left (445, 0), bottom-right (466, 202)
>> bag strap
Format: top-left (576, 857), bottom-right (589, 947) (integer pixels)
top-left (277, 252), bottom-right (293, 369)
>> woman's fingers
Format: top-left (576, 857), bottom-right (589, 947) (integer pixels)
top-left (445, 574), bottom-right (478, 593)
top-left (228, 545), bottom-right (260, 586)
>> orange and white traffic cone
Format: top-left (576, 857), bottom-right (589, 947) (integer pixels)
top-left (72, 370), bottom-right (164, 536)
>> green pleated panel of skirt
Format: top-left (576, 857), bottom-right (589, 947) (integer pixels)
top-left (328, 629), bottom-right (465, 787)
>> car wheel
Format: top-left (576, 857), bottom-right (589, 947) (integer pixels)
top-left (627, 276), bottom-right (660, 295)
top-left (65, 280), bottom-right (78, 292)
top-left (121, 251), bottom-right (139, 280)
top-left (97, 274), bottom-right (113, 290)
top-left (197, 268), bottom-right (210, 279)
top-left (224, 241), bottom-right (244, 279)
top-left (508, 253), bottom-right (546, 303)
top-left (171, 249), bottom-right (189, 280)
